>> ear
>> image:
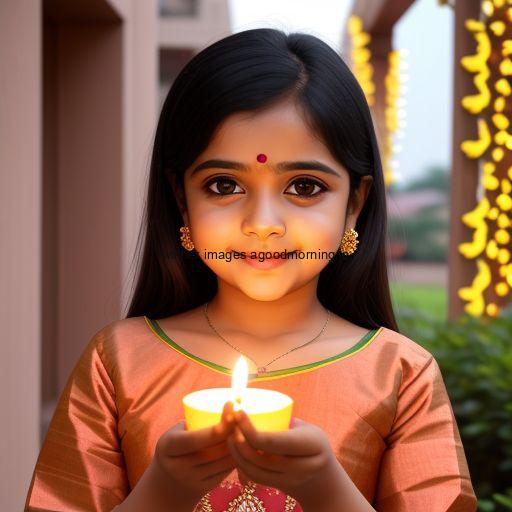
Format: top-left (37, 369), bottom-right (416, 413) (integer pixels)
top-left (345, 175), bottom-right (373, 230)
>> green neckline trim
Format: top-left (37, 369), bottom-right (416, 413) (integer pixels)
top-left (144, 316), bottom-right (383, 380)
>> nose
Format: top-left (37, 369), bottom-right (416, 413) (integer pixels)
top-left (241, 190), bottom-right (286, 240)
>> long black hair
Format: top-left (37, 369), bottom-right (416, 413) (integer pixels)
top-left (125, 28), bottom-right (398, 332)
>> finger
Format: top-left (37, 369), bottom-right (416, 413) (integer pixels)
top-left (291, 417), bottom-right (306, 428)
top-left (230, 425), bottom-right (288, 472)
top-left (213, 400), bottom-right (236, 435)
top-left (230, 429), bottom-right (327, 486)
top-left (201, 464), bottom-right (236, 487)
top-left (221, 400), bottom-right (234, 422)
top-left (200, 460), bottom-right (237, 489)
top-left (187, 439), bottom-right (231, 466)
top-left (196, 453), bottom-right (236, 482)
top-left (224, 400), bottom-right (236, 427)
top-left (234, 410), bottom-right (321, 456)
top-left (165, 405), bottom-right (236, 456)
top-left (227, 435), bottom-right (285, 489)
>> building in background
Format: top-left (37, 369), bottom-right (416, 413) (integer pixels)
top-left (1, 1), bottom-right (232, 509)
top-left (158, 0), bottom-right (231, 107)
top-left (343, 0), bottom-right (512, 319)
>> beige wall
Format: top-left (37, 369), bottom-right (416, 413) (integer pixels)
top-left (54, 22), bottom-right (124, 398)
top-left (0, 1), bottom-right (42, 509)
top-left (1, 0), bottom-right (235, 507)
top-left (1, 0), bottom-right (157, 508)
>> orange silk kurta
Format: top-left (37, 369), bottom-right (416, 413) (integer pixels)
top-left (25, 316), bottom-right (477, 511)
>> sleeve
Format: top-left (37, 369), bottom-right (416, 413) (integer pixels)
top-left (25, 330), bottom-right (130, 511)
top-left (374, 355), bottom-right (478, 512)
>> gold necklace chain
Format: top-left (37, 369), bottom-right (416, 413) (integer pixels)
top-left (203, 301), bottom-right (331, 376)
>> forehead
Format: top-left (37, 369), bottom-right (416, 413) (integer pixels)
top-left (206, 100), bottom-right (331, 159)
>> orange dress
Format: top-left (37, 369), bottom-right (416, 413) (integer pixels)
top-left (25, 316), bottom-right (477, 511)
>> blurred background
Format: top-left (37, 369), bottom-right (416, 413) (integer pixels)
top-left (1, 0), bottom-right (511, 510)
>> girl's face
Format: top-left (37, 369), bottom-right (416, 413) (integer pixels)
top-left (175, 99), bottom-right (372, 302)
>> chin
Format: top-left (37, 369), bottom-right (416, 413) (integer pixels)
top-left (234, 279), bottom-right (296, 302)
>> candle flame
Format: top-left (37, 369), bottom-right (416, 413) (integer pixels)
top-left (231, 356), bottom-right (248, 411)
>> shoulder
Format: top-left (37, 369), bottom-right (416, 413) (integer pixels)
top-left (377, 326), bottom-right (439, 382)
top-left (86, 316), bottom-right (151, 371)
top-left (88, 315), bottom-right (148, 346)
top-left (379, 326), bottom-right (434, 363)
top-left (371, 329), bottom-right (452, 429)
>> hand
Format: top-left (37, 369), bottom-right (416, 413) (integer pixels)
top-left (226, 410), bottom-right (344, 506)
top-left (154, 400), bottom-right (238, 504)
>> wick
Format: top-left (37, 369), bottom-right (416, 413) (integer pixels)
top-left (233, 395), bottom-right (242, 412)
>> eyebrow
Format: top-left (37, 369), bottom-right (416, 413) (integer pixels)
top-left (190, 159), bottom-right (342, 178)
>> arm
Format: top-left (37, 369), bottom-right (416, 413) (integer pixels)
top-left (24, 329), bottom-right (206, 512)
top-left (299, 457), bottom-right (376, 512)
top-left (25, 330), bottom-right (129, 511)
top-left (301, 356), bottom-right (477, 512)
top-left (373, 356), bottom-right (477, 511)
top-left (114, 458), bottom-right (201, 512)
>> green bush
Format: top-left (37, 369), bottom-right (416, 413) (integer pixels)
top-left (390, 282), bottom-right (446, 321)
top-left (388, 205), bottom-right (449, 262)
top-left (395, 305), bottom-right (512, 511)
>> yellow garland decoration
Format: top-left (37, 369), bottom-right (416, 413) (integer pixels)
top-left (460, 20), bottom-right (491, 114)
top-left (461, 118), bottom-right (491, 157)
top-left (348, 16), bottom-right (405, 189)
top-left (347, 15), bottom-right (376, 107)
top-left (457, 0), bottom-right (512, 317)
top-left (382, 50), bottom-right (404, 188)
top-left (459, 197), bottom-right (490, 258)
top-left (458, 258), bottom-right (492, 316)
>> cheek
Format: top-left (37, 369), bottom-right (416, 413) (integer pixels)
top-left (290, 205), bottom-right (346, 251)
top-left (187, 202), bottom-right (239, 250)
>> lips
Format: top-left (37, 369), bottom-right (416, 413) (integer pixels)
top-left (241, 254), bottom-right (291, 270)
top-left (231, 249), bottom-right (297, 258)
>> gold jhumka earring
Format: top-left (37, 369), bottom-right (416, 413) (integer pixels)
top-left (339, 228), bottom-right (359, 255)
top-left (179, 225), bottom-right (195, 251)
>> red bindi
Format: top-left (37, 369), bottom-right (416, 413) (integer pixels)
top-left (256, 153), bottom-right (267, 163)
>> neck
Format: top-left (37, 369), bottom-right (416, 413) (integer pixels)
top-left (204, 278), bottom-right (328, 343)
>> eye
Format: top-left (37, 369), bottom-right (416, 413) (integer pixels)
top-left (202, 175), bottom-right (328, 199)
top-left (203, 177), bottom-right (244, 196)
top-left (285, 177), bottom-right (328, 199)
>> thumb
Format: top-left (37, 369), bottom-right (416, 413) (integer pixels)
top-left (174, 418), bottom-right (187, 430)
top-left (289, 416), bottom-right (305, 428)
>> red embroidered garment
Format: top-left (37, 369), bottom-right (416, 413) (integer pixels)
top-left (25, 316), bottom-right (477, 511)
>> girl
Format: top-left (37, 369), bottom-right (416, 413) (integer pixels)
top-left (25, 28), bottom-right (477, 512)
